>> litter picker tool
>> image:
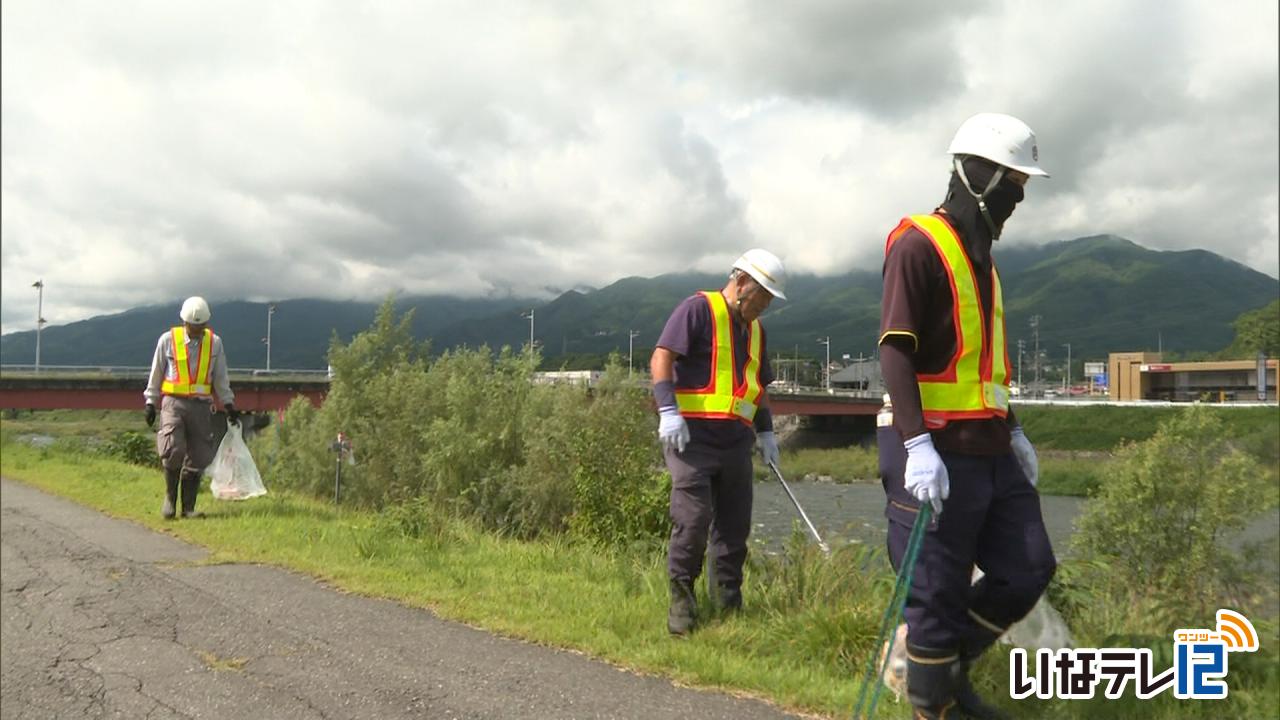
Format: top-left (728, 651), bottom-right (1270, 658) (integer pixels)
top-left (767, 461), bottom-right (831, 555)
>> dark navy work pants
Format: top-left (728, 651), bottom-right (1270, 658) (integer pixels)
top-left (665, 436), bottom-right (755, 589)
top-left (878, 427), bottom-right (1057, 655)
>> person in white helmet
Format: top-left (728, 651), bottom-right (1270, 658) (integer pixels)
top-left (649, 249), bottom-right (787, 635)
top-left (143, 296), bottom-right (238, 519)
top-left (876, 114), bottom-right (1056, 719)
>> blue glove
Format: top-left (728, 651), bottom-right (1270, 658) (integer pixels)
top-left (658, 407), bottom-right (689, 453)
top-left (758, 430), bottom-right (780, 467)
top-left (904, 433), bottom-right (949, 515)
top-left (1010, 426), bottom-right (1039, 487)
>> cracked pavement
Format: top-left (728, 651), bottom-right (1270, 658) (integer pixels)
top-left (1, 479), bottom-right (803, 720)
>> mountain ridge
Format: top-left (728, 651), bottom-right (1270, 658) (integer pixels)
top-left (3, 235), bottom-right (1275, 370)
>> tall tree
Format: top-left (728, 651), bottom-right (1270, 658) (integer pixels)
top-left (1220, 298), bottom-right (1280, 359)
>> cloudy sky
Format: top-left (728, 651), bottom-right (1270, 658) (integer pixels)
top-left (3, 0), bottom-right (1277, 331)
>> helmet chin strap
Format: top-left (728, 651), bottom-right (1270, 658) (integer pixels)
top-left (954, 156), bottom-right (1007, 240)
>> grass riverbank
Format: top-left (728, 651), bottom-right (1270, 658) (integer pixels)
top-left (3, 422), bottom-right (1277, 719)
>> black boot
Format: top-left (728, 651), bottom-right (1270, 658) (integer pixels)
top-left (668, 578), bottom-right (697, 636)
top-left (179, 469), bottom-right (204, 518)
top-left (716, 585), bottom-right (742, 613)
top-left (956, 613), bottom-right (1009, 719)
top-left (906, 643), bottom-right (960, 719)
top-left (162, 468), bottom-right (180, 519)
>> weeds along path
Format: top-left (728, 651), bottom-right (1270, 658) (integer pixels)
top-left (0, 478), bottom-right (802, 720)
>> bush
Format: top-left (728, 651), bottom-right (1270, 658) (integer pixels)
top-left (563, 365), bottom-right (670, 549)
top-left (254, 299), bottom-right (670, 550)
top-left (98, 431), bottom-right (159, 468)
top-left (1067, 405), bottom-right (1278, 623)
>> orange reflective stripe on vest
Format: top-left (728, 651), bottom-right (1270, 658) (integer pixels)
top-left (885, 215), bottom-right (1010, 427)
top-left (675, 291), bottom-right (764, 425)
top-left (161, 326), bottom-right (213, 397)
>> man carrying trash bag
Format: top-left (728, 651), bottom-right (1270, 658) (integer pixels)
top-left (877, 114), bottom-right (1058, 718)
top-left (144, 296), bottom-right (238, 519)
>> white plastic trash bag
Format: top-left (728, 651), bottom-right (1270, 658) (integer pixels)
top-left (207, 423), bottom-right (267, 500)
top-left (1001, 595), bottom-right (1075, 651)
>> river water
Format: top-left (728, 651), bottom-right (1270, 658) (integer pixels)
top-left (750, 479), bottom-right (1278, 569)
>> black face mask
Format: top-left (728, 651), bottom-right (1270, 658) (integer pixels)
top-left (940, 157), bottom-right (1024, 268)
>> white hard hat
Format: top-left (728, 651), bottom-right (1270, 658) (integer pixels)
top-left (948, 113), bottom-right (1049, 177)
top-left (732, 248), bottom-right (787, 300)
top-left (179, 296), bottom-right (211, 324)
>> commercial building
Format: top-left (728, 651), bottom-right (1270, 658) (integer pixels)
top-left (1108, 352), bottom-right (1277, 402)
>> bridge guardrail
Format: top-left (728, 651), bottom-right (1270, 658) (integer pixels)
top-left (0, 365), bottom-right (330, 382)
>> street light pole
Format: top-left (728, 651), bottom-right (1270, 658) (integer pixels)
top-left (628, 329), bottom-right (641, 378)
top-left (32, 280), bottom-right (45, 372)
top-left (521, 309), bottom-right (535, 355)
top-left (1017, 339), bottom-right (1025, 393)
top-left (816, 336), bottom-right (831, 390)
top-left (265, 304), bottom-right (276, 371)
top-left (1063, 343), bottom-right (1071, 393)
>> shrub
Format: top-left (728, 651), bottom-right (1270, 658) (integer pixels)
top-left (563, 364), bottom-right (671, 549)
top-left (98, 431), bottom-right (159, 468)
top-left (256, 300), bottom-right (671, 550)
top-left (1068, 405), bottom-right (1278, 622)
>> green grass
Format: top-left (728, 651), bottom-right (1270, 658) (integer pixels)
top-left (1037, 452), bottom-right (1113, 497)
top-left (758, 444), bottom-right (881, 484)
top-left (3, 433), bottom-right (1276, 719)
top-left (1017, 405), bottom-right (1279, 456)
top-left (1, 408), bottom-right (141, 443)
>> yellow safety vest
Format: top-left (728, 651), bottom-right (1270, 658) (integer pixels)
top-left (885, 214), bottom-right (1011, 428)
top-left (161, 326), bottom-right (214, 397)
top-left (675, 291), bottom-right (764, 425)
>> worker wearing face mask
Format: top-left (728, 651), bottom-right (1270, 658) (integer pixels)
top-left (877, 114), bottom-right (1057, 719)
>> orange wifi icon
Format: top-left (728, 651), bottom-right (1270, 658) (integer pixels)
top-left (1216, 609), bottom-right (1259, 652)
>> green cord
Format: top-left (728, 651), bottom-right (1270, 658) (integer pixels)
top-left (852, 502), bottom-right (933, 719)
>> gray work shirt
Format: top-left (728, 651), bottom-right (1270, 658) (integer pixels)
top-left (144, 329), bottom-right (235, 406)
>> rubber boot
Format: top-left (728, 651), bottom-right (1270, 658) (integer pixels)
top-left (716, 585), bottom-right (742, 613)
top-left (956, 621), bottom-right (1009, 719)
top-left (162, 468), bottom-right (180, 519)
top-left (906, 643), bottom-right (960, 719)
top-left (668, 578), bottom-right (697, 636)
top-left (179, 469), bottom-right (204, 518)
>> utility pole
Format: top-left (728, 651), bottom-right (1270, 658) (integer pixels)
top-left (264, 304), bottom-right (276, 371)
top-left (31, 280), bottom-right (46, 372)
top-left (1062, 343), bottom-right (1071, 393)
top-left (627, 329), bottom-right (640, 378)
top-left (1030, 315), bottom-right (1042, 398)
top-left (521, 309), bottom-right (535, 355)
top-left (1017, 339), bottom-right (1025, 392)
top-left (817, 336), bottom-right (831, 390)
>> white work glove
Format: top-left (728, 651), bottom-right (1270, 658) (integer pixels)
top-left (1010, 426), bottom-right (1039, 487)
top-left (758, 431), bottom-right (780, 468)
top-left (903, 433), bottom-right (949, 515)
top-left (658, 407), bottom-right (690, 453)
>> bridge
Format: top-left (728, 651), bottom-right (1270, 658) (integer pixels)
top-left (0, 368), bottom-right (329, 413)
top-left (0, 367), bottom-right (883, 416)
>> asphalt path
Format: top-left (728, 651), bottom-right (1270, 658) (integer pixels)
top-left (0, 479), bottom-right (804, 720)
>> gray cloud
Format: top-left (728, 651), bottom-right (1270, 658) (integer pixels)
top-left (2, 0), bottom-right (1276, 332)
